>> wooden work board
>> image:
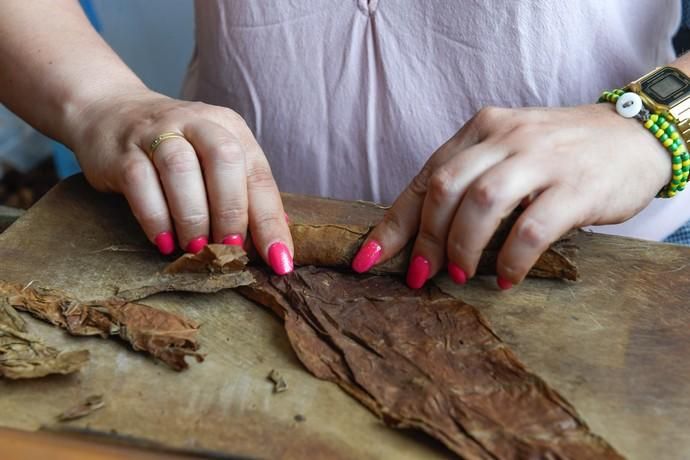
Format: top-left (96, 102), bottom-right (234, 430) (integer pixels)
top-left (0, 175), bottom-right (689, 459)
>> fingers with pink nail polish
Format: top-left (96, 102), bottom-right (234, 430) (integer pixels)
top-left (497, 276), bottom-right (513, 290)
top-left (268, 242), bottom-right (293, 275)
top-left (155, 231), bottom-right (175, 255)
top-left (447, 262), bottom-right (467, 285)
top-left (186, 236), bottom-right (208, 254)
top-left (352, 240), bottom-right (383, 273)
top-left (406, 255), bottom-right (430, 289)
top-left (222, 234), bottom-right (244, 247)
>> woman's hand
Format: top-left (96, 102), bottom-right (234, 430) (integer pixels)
top-left (352, 103), bottom-right (671, 288)
top-left (0, 0), bottom-right (292, 273)
top-left (70, 90), bottom-right (293, 274)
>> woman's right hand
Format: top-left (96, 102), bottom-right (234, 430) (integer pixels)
top-left (69, 89), bottom-right (294, 274)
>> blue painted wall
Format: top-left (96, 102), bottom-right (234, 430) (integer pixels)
top-left (54, 0), bottom-right (195, 176)
top-left (90, 0), bottom-right (194, 98)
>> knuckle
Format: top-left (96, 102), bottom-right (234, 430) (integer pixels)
top-left (473, 106), bottom-right (503, 127)
top-left (208, 106), bottom-right (250, 131)
top-left (174, 212), bottom-right (208, 229)
top-left (381, 209), bottom-right (406, 235)
top-left (506, 123), bottom-right (542, 149)
top-left (226, 109), bottom-right (248, 127)
top-left (204, 139), bottom-right (245, 168)
top-left (416, 228), bottom-right (445, 251)
top-left (515, 217), bottom-right (549, 249)
top-left (136, 209), bottom-right (169, 231)
top-left (215, 205), bottom-right (247, 224)
top-left (408, 163), bottom-right (433, 197)
top-left (188, 100), bottom-right (211, 112)
top-left (246, 164), bottom-right (276, 189)
top-left (151, 105), bottom-right (192, 124)
top-left (468, 179), bottom-right (500, 210)
top-left (446, 239), bottom-right (481, 267)
top-left (128, 123), bottom-right (153, 144)
top-left (158, 149), bottom-right (199, 175)
top-left (427, 169), bottom-right (456, 205)
top-left (507, 122), bottom-right (533, 140)
top-left (120, 158), bottom-right (151, 188)
top-left (252, 212), bottom-right (283, 231)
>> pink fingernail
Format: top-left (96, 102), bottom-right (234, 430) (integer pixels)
top-left (268, 242), bottom-right (293, 275)
top-left (448, 263), bottom-right (467, 285)
top-left (154, 231), bottom-right (175, 255)
top-left (352, 240), bottom-right (383, 273)
top-left (406, 255), bottom-right (430, 289)
top-left (497, 276), bottom-right (513, 290)
top-left (185, 236), bottom-right (208, 254)
top-left (222, 234), bottom-right (244, 247)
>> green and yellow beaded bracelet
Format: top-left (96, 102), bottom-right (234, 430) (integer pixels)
top-left (599, 88), bottom-right (690, 198)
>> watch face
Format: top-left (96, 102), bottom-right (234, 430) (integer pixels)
top-left (643, 68), bottom-right (690, 105)
top-left (651, 74), bottom-right (684, 99)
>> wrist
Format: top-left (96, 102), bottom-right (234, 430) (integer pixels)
top-left (59, 78), bottom-right (150, 149)
top-left (592, 101), bottom-right (672, 194)
top-left (614, 66), bottom-right (690, 196)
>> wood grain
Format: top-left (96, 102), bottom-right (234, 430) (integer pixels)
top-left (0, 427), bottom-right (220, 460)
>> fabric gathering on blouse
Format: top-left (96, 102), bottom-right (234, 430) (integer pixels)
top-left (181, 0), bottom-right (689, 242)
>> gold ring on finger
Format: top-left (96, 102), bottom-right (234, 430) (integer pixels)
top-left (148, 132), bottom-right (186, 161)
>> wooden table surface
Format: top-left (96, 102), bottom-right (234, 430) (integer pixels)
top-left (1, 175), bottom-right (689, 459)
top-left (0, 427), bottom-right (208, 460)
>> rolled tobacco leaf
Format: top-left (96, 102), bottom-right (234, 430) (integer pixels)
top-left (280, 193), bottom-right (579, 280)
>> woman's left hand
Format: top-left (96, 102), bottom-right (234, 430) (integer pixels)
top-left (351, 103), bottom-right (672, 289)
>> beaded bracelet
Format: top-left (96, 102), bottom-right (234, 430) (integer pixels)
top-left (599, 88), bottom-right (690, 198)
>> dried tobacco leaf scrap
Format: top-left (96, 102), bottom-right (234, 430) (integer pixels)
top-left (0, 298), bottom-right (26, 331)
top-left (114, 271), bottom-right (254, 303)
top-left (267, 369), bottom-right (288, 394)
top-left (239, 267), bottom-right (621, 459)
top-left (0, 300), bottom-right (89, 379)
top-left (116, 244), bottom-right (253, 301)
top-left (57, 394), bottom-right (106, 422)
top-left (0, 282), bottom-right (202, 371)
top-left (0, 244), bottom-right (255, 371)
top-left (164, 244), bottom-right (249, 274)
top-left (0, 324), bottom-right (89, 379)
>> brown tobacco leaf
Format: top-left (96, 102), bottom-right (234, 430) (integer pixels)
top-left (0, 297), bottom-right (26, 331)
top-left (0, 282), bottom-right (202, 371)
top-left (0, 300), bottom-right (89, 379)
top-left (281, 193), bottom-right (579, 280)
top-left (239, 267), bottom-right (621, 459)
top-left (0, 245), bottom-right (254, 371)
top-left (114, 271), bottom-right (254, 303)
top-left (115, 244), bottom-right (253, 301)
top-left (164, 244), bottom-right (249, 274)
top-left (57, 394), bottom-right (105, 422)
